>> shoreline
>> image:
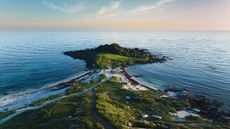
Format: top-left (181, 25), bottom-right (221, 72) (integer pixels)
top-left (0, 70), bottom-right (95, 112)
top-left (121, 66), bottom-right (157, 91)
top-left (0, 65), bottom-right (159, 112)
top-left (0, 66), bottom-right (229, 126)
top-left (1, 65), bottom-right (229, 119)
top-left (121, 66), bottom-right (230, 116)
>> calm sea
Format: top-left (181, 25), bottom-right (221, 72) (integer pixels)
top-left (0, 30), bottom-right (230, 108)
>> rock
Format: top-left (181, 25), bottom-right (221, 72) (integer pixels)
top-left (141, 114), bottom-right (149, 118)
top-left (163, 87), bottom-right (191, 99)
top-left (164, 87), bottom-right (190, 93)
top-left (125, 96), bottom-right (131, 99)
top-left (188, 95), bottom-right (223, 119)
top-left (128, 122), bottom-right (132, 126)
top-left (3, 92), bottom-right (9, 95)
top-left (133, 74), bottom-right (142, 77)
top-left (151, 115), bottom-right (162, 120)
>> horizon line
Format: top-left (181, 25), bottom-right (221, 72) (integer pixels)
top-left (0, 28), bottom-right (230, 31)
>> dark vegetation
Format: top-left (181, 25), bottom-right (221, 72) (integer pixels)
top-left (66, 82), bottom-right (92, 95)
top-left (0, 110), bottom-right (16, 120)
top-left (0, 94), bottom-right (104, 129)
top-left (0, 79), bottom-right (229, 129)
top-left (95, 80), bottom-right (230, 129)
top-left (64, 43), bottom-right (166, 69)
top-left (95, 80), bottom-right (186, 129)
top-left (30, 94), bottom-right (64, 107)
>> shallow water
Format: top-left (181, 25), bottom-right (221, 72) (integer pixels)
top-left (0, 30), bottom-right (230, 108)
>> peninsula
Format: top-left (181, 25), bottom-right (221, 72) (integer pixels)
top-left (0, 44), bottom-right (229, 129)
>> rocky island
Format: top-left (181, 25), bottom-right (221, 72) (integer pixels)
top-left (0, 44), bottom-right (229, 129)
top-left (64, 43), bottom-right (166, 69)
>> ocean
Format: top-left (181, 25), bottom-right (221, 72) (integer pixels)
top-left (0, 30), bottom-right (230, 108)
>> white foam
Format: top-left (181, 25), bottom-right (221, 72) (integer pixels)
top-left (0, 88), bottom-right (67, 112)
top-left (0, 71), bottom-right (92, 112)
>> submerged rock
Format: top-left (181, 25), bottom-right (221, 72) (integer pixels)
top-left (188, 95), bottom-right (223, 119)
top-left (163, 87), bottom-right (192, 99)
top-left (164, 87), bottom-right (229, 120)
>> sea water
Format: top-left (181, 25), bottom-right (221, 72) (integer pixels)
top-left (0, 30), bottom-right (229, 108)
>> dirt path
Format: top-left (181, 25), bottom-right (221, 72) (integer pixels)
top-left (89, 91), bottom-right (115, 129)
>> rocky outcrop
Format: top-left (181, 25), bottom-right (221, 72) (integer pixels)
top-left (64, 43), bottom-right (166, 69)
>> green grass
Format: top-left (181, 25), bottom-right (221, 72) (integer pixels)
top-left (96, 85), bottom-right (136, 129)
top-left (94, 80), bottom-right (207, 129)
top-left (0, 95), bottom-right (104, 129)
top-left (0, 76), bottom-right (227, 129)
top-left (66, 81), bottom-right (94, 95)
top-left (98, 54), bottom-right (131, 60)
top-left (97, 96), bottom-right (134, 129)
top-left (30, 94), bottom-right (64, 107)
top-left (96, 53), bottom-right (147, 69)
top-left (50, 103), bottom-right (76, 118)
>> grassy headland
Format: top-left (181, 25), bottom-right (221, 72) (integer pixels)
top-left (1, 76), bottom-right (229, 129)
top-left (64, 43), bottom-right (166, 69)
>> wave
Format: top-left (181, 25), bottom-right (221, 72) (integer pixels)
top-left (0, 70), bottom-right (91, 112)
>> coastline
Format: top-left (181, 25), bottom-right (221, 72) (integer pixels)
top-left (1, 63), bottom-right (226, 113)
top-left (0, 65), bottom-right (159, 112)
top-left (0, 70), bottom-right (95, 112)
top-left (1, 43), bottom-right (229, 128)
top-left (121, 66), bottom-right (157, 91)
top-left (0, 65), bottom-right (229, 128)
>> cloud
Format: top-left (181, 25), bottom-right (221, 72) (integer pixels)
top-left (95, 0), bottom-right (176, 17)
top-left (43, 1), bottom-right (85, 13)
top-left (43, 0), bottom-right (175, 17)
top-left (133, 0), bottom-right (177, 12)
top-left (97, 2), bottom-right (121, 16)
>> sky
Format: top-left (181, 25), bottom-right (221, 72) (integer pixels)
top-left (0, 0), bottom-right (230, 30)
